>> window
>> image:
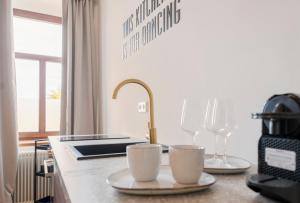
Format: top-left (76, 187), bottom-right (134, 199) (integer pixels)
top-left (13, 9), bottom-right (62, 140)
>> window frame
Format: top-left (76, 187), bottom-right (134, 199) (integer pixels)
top-left (13, 9), bottom-right (62, 141)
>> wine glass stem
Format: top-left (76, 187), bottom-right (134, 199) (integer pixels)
top-left (192, 134), bottom-right (197, 145)
top-left (214, 133), bottom-right (218, 160)
top-left (223, 136), bottom-right (228, 163)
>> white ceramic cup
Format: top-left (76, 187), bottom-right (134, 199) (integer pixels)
top-left (169, 145), bottom-right (205, 184)
top-left (127, 143), bottom-right (162, 182)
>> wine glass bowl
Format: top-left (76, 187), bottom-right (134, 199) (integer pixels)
top-left (180, 99), bottom-right (206, 144)
top-left (204, 98), bottom-right (238, 168)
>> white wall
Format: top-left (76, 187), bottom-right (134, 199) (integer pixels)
top-left (100, 0), bottom-right (300, 163)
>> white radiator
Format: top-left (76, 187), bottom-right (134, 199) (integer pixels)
top-left (15, 149), bottom-right (53, 203)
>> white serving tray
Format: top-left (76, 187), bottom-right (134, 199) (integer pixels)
top-left (107, 165), bottom-right (216, 195)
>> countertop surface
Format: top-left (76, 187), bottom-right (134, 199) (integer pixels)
top-left (49, 136), bottom-right (277, 203)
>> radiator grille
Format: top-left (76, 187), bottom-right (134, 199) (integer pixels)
top-left (15, 150), bottom-right (53, 203)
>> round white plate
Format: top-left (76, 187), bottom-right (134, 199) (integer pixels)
top-left (106, 165), bottom-right (216, 195)
top-left (204, 154), bottom-right (252, 174)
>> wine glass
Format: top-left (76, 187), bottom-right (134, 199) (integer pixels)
top-left (180, 99), bottom-right (206, 144)
top-left (204, 98), bottom-right (237, 167)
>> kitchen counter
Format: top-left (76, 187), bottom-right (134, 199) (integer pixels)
top-left (49, 136), bottom-right (277, 203)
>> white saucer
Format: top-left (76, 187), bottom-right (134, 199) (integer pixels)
top-left (204, 154), bottom-right (252, 174)
top-left (106, 165), bottom-right (216, 195)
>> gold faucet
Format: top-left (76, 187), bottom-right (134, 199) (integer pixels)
top-left (112, 79), bottom-right (157, 144)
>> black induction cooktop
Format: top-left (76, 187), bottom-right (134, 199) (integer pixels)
top-left (59, 135), bottom-right (130, 142)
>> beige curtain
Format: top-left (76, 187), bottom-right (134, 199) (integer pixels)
top-left (60, 0), bottom-right (102, 135)
top-left (0, 1), bottom-right (19, 203)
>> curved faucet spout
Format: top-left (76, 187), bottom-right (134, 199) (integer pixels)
top-left (112, 79), bottom-right (157, 144)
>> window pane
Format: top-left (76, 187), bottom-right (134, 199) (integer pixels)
top-left (46, 62), bottom-right (62, 131)
top-left (16, 59), bottom-right (39, 132)
top-left (13, 17), bottom-right (62, 57)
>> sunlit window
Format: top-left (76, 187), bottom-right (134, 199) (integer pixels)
top-left (46, 62), bottom-right (62, 131)
top-left (13, 12), bottom-right (62, 140)
top-left (15, 59), bottom-right (39, 132)
top-left (14, 17), bottom-right (62, 57)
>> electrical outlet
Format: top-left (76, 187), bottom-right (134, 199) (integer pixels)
top-left (138, 102), bottom-right (147, 113)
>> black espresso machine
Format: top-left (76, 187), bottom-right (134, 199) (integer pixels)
top-left (247, 93), bottom-right (300, 203)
